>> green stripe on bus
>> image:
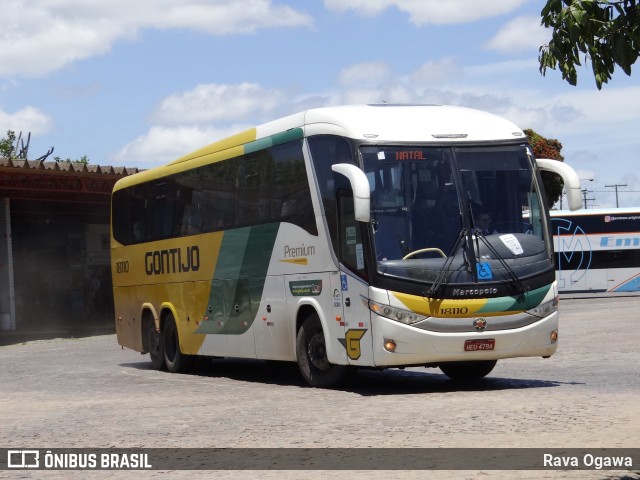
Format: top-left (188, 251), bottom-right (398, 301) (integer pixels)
top-left (244, 128), bottom-right (304, 154)
top-left (478, 285), bottom-right (551, 313)
top-left (197, 223), bottom-right (280, 335)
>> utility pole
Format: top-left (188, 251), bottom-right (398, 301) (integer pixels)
top-left (581, 188), bottom-right (595, 209)
top-left (605, 183), bottom-right (627, 208)
top-left (559, 178), bottom-right (594, 210)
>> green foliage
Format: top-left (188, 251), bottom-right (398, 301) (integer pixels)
top-left (0, 130), bottom-right (16, 158)
top-left (53, 155), bottom-right (90, 164)
top-left (539, 0), bottom-right (640, 89)
top-left (524, 128), bottom-right (565, 207)
top-left (2, 129), bottom-right (89, 163)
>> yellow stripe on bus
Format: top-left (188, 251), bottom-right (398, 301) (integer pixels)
top-left (169, 128), bottom-right (258, 165)
top-left (391, 291), bottom-right (489, 318)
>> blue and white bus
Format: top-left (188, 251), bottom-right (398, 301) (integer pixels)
top-left (551, 208), bottom-right (640, 293)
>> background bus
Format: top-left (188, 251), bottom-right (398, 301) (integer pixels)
top-left (551, 208), bottom-right (640, 293)
top-left (111, 104), bottom-right (582, 387)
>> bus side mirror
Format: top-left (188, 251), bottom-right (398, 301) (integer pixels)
top-left (331, 163), bottom-right (371, 222)
top-left (536, 158), bottom-right (582, 211)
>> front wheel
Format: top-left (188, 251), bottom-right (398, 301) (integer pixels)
top-left (439, 360), bottom-right (497, 381)
top-left (163, 313), bottom-right (194, 373)
top-left (296, 313), bottom-right (353, 388)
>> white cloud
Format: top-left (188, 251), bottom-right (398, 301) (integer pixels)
top-left (0, 106), bottom-right (53, 135)
top-left (484, 15), bottom-right (550, 53)
top-left (409, 58), bottom-right (464, 88)
top-left (151, 83), bottom-right (286, 125)
top-left (0, 0), bottom-right (312, 77)
top-left (115, 80), bottom-right (293, 166)
top-left (323, 0), bottom-right (526, 25)
top-left (111, 60), bottom-right (640, 190)
top-left (523, 86), bottom-right (640, 144)
top-left (338, 62), bottom-right (394, 89)
top-left (110, 124), bottom-right (251, 167)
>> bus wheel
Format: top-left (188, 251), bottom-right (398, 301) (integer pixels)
top-left (439, 360), bottom-right (497, 381)
top-left (163, 313), bottom-right (193, 373)
top-left (296, 313), bottom-right (353, 388)
top-left (146, 318), bottom-right (166, 371)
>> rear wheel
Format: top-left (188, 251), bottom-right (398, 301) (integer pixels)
top-left (439, 360), bottom-right (497, 381)
top-left (296, 313), bottom-right (353, 388)
top-left (163, 313), bottom-right (193, 373)
top-left (146, 316), bottom-right (166, 371)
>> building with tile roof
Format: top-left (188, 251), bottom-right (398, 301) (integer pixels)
top-left (0, 157), bottom-right (140, 341)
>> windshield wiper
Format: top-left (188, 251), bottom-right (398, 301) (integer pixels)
top-left (427, 228), bottom-right (470, 297)
top-left (427, 228), bottom-right (529, 298)
top-left (473, 232), bottom-right (528, 294)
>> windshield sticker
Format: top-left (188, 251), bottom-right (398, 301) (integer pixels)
top-left (477, 262), bottom-right (493, 280)
top-left (499, 234), bottom-right (524, 255)
top-left (346, 226), bottom-right (357, 245)
top-left (377, 151), bottom-right (386, 160)
top-left (356, 243), bottom-right (364, 270)
top-left (289, 280), bottom-right (322, 296)
top-left (333, 289), bottom-right (342, 308)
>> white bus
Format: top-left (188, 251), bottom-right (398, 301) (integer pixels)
top-left (111, 104), bottom-right (582, 387)
top-left (551, 208), bottom-right (640, 293)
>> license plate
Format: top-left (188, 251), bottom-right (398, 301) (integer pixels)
top-left (464, 339), bottom-right (495, 351)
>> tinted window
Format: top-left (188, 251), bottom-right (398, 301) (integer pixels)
top-left (112, 138), bottom-right (316, 245)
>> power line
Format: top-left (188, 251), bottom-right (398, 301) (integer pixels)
top-left (604, 183), bottom-right (628, 208)
top-left (581, 188), bottom-right (596, 209)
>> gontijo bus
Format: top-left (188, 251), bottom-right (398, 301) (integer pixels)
top-left (110, 104), bottom-right (582, 387)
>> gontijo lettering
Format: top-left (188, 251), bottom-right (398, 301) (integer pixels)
top-left (145, 246), bottom-right (200, 275)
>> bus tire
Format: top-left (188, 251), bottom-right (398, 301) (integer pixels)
top-left (296, 313), bottom-right (353, 388)
top-left (439, 360), bottom-right (497, 381)
top-left (146, 316), bottom-right (166, 371)
top-left (163, 313), bottom-right (193, 373)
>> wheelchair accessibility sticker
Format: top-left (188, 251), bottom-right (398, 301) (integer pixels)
top-left (477, 262), bottom-right (493, 280)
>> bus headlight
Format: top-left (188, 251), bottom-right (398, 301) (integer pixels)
top-left (526, 297), bottom-right (559, 318)
top-left (365, 299), bottom-right (427, 325)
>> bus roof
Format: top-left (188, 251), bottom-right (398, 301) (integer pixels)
top-left (551, 207), bottom-right (640, 217)
top-left (300, 104), bottom-right (525, 143)
top-left (173, 104), bottom-right (526, 163)
top-left (114, 104), bottom-right (526, 191)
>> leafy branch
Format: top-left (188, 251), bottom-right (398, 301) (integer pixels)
top-left (539, 0), bottom-right (640, 88)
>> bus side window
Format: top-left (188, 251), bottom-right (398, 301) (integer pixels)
top-left (308, 135), bottom-right (356, 249)
top-left (337, 189), bottom-right (367, 278)
top-left (272, 139), bottom-right (316, 235)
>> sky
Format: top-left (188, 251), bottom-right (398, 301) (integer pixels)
top-left (1, 0), bottom-right (639, 209)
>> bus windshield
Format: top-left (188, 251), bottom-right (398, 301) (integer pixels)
top-left (361, 144), bottom-right (551, 286)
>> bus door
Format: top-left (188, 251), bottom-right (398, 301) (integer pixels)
top-left (254, 275), bottom-right (291, 360)
top-left (335, 190), bottom-right (374, 366)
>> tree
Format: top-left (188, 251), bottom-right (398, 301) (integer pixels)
top-left (0, 130), bottom-right (16, 158)
top-left (53, 155), bottom-right (90, 164)
top-left (1, 129), bottom-right (89, 163)
top-left (524, 128), bottom-right (565, 207)
top-left (539, 0), bottom-right (640, 89)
